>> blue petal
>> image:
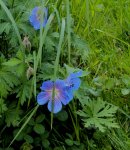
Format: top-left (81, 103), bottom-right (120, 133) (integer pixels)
top-left (65, 71), bottom-right (82, 92)
top-left (29, 15), bottom-right (37, 24)
top-left (71, 78), bottom-right (81, 91)
top-left (40, 80), bottom-right (53, 91)
top-left (66, 90), bottom-right (74, 102)
top-left (33, 21), bottom-right (40, 30)
top-left (47, 100), bottom-right (62, 113)
top-left (29, 13), bottom-right (40, 30)
top-left (37, 92), bottom-right (49, 105)
top-left (52, 79), bottom-right (73, 105)
top-left (29, 6), bottom-right (48, 30)
top-left (59, 90), bottom-right (73, 105)
top-left (69, 70), bottom-right (82, 79)
top-left (29, 16), bottom-right (40, 30)
top-left (31, 7), bottom-right (39, 15)
top-left (55, 79), bottom-right (66, 89)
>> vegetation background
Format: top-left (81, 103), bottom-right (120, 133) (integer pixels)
top-left (0, 0), bottom-right (130, 149)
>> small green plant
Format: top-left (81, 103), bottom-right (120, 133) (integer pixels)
top-left (77, 98), bottom-right (119, 132)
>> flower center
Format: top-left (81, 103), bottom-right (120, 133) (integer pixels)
top-left (55, 88), bottom-right (60, 98)
top-left (46, 88), bottom-right (60, 100)
top-left (36, 8), bottom-right (45, 21)
top-left (69, 83), bottom-right (74, 88)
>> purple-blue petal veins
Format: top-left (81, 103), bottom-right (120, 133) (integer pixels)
top-left (69, 70), bottom-right (82, 78)
top-left (29, 6), bottom-right (48, 30)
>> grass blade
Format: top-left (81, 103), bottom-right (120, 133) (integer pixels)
top-left (66, 0), bottom-right (71, 64)
top-left (0, 0), bottom-right (23, 47)
top-left (8, 105), bottom-right (39, 147)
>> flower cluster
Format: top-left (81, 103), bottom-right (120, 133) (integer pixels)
top-left (29, 6), bottom-right (48, 30)
top-left (37, 71), bottom-right (82, 113)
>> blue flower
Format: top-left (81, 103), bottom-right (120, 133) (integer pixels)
top-left (29, 6), bottom-right (48, 30)
top-left (65, 71), bottom-right (82, 92)
top-left (37, 79), bottom-right (73, 113)
top-left (37, 71), bottom-right (82, 113)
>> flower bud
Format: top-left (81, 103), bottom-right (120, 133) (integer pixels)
top-left (26, 66), bottom-right (34, 79)
top-left (22, 36), bottom-right (31, 51)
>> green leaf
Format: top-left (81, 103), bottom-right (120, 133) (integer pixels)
top-left (87, 88), bottom-right (101, 97)
top-left (0, 9), bottom-right (7, 20)
top-left (3, 51), bottom-right (28, 77)
top-left (0, 63), bottom-right (19, 97)
top-left (41, 131), bottom-right (49, 139)
top-left (54, 147), bottom-right (64, 150)
top-left (45, 33), bottom-right (57, 51)
top-left (73, 141), bottom-right (80, 146)
top-left (65, 139), bottom-right (74, 146)
top-left (5, 105), bottom-right (22, 127)
top-left (38, 63), bottom-right (54, 80)
top-left (105, 78), bottom-right (115, 89)
top-left (0, 98), bottom-right (8, 114)
top-left (71, 33), bottom-right (89, 60)
top-left (3, 58), bottom-right (22, 67)
top-left (0, 22), bottom-right (11, 34)
top-left (24, 135), bottom-right (33, 144)
top-left (0, 0), bottom-right (23, 46)
top-left (42, 139), bottom-right (50, 148)
top-left (64, 64), bottom-right (89, 77)
top-left (55, 110), bottom-right (68, 121)
top-left (13, 129), bottom-right (24, 141)
top-left (64, 64), bottom-right (79, 74)
top-left (28, 118), bottom-right (35, 126)
top-left (122, 75), bottom-right (130, 86)
top-left (35, 114), bottom-right (45, 123)
top-left (9, 105), bottom-right (39, 147)
top-left (77, 98), bottom-right (119, 132)
top-left (121, 88), bottom-right (130, 95)
top-left (33, 124), bottom-right (45, 134)
top-left (16, 79), bottom-right (32, 105)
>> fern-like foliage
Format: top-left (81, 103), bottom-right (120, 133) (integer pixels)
top-left (77, 98), bottom-right (119, 132)
top-left (0, 58), bottom-right (20, 98)
top-left (0, 98), bottom-right (8, 117)
top-left (2, 51), bottom-right (34, 105)
top-left (0, 0), bottom-right (36, 49)
top-left (5, 102), bottom-right (22, 127)
top-left (16, 79), bottom-right (33, 105)
top-left (45, 32), bottom-right (59, 52)
top-left (3, 50), bottom-right (29, 77)
top-left (71, 33), bottom-right (89, 60)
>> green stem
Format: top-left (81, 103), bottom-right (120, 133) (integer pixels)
top-left (66, 0), bottom-right (71, 65)
top-left (54, 18), bottom-right (65, 79)
top-left (11, 0), bottom-right (15, 8)
top-left (68, 106), bottom-right (80, 141)
top-left (56, 0), bottom-right (62, 8)
top-left (51, 19), bottom-right (65, 129)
